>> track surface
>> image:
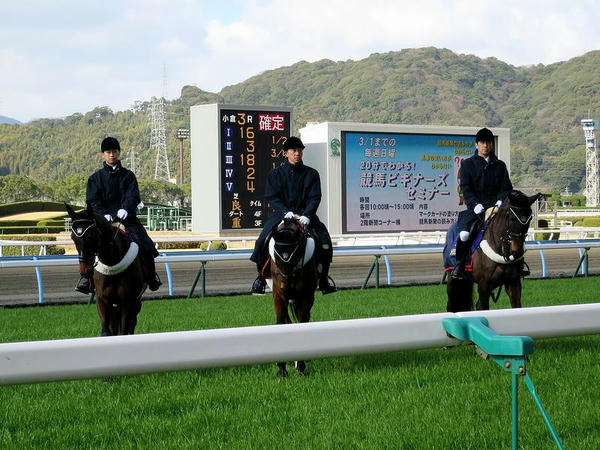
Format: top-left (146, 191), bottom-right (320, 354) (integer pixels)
top-left (1, 248), bottom-right (597, 306)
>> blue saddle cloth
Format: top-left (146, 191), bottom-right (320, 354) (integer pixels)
top-left (443, 222), bottom-right (484, 270)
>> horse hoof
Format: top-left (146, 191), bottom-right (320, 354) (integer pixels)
top-left (295, 361), bottom-right (306, 374)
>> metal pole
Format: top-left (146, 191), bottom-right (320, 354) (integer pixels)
top-left (512, 373), bottom-right (519, 450)
top-left (33, 256), bottom-right (44, 304)
top-left (178, 137), bottom-right (184, 185)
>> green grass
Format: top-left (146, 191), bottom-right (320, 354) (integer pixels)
top-left (1, 278), bottom-right (599, 449)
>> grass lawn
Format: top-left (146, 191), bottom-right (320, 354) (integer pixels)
top-left (1, 278), bottom-right (599, 449)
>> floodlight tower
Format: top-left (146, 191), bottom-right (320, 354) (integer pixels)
top-left (581, 119), bottom-right (599, 207)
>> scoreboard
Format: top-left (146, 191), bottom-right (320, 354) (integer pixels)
top-left (219, 108), bottom-right (291, 230)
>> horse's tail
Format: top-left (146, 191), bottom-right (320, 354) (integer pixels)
top-left (446, 277), bottom-right (474, 312)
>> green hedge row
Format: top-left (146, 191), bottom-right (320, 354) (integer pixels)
top-left (0, 226), bottom-right (65, 235)
top-left (156, 240), bottom-right (227, 251)
top-left (0, 235), bottom-right (65, 256)
top-left (0, 201), bottom-right (72, 218)
top-left (0, 219), bottom-right (39, 226)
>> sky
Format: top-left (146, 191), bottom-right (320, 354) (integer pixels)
top-left (1, 0), bottom-right (599, 123)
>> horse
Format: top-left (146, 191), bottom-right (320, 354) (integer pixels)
top-left (66, 204), bottom-right (146, 336)
top-left (269, 216), bottom-right (318, 377)
top-left (446, 190), bottom-right (540, 312)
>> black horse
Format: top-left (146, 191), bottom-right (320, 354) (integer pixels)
top-left (447, 190), bottom-right (540, 312)
top-left (67, 204), bottom-right (145, 335)
top-left (269, 217), bottom-right (318, 377)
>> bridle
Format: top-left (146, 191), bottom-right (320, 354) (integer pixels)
top-left (272, 220), bottom-right (308, 287)
top-left (71, 217), bottom-right (122, 265)
top-left (495, 204), bottom-right (532, 262)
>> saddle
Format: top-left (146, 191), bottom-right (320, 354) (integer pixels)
top-left (443, 206), bottom-right (498, 271)
top-left (261, 227), bottom-right (320, 279)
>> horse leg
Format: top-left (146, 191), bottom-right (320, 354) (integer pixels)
top-left (505, 282), bottom-right (523, 308)
top-left (446, 278), bottom-right (473, 312)
top-left (96, 299), bottom-right (112, 336)
top-left (293, 292), bottom-right (315, 375)
top-left (273, 289), bottom-right (291, 378)
top-left (122, 300), bottom-right (142, 335)
top-left (475, 283), bottom-right (491, 311)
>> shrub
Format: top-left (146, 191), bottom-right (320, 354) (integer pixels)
top-left (0, 235), bottom-right (65, 256)
top-left (156, 240), bottom-right (227, 251)
top-left (583, 217), bottom-right (600, 227)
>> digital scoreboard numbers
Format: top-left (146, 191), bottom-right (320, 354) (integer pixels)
top-left (220, 109), bottom-right (291, 230)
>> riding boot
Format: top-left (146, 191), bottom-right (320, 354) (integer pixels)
top-left (146, 256), bottom-right (162, 291)
top-left (318, 260), bottom-right (337, 295)
top-left (450, 239), bottom-right (469, 280)
top-left (251, 274), bottom-right (266, 295)
top-left (75, 276), bottom-right (92, 295)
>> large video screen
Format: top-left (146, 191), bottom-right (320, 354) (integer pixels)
top-left (220, 109), bottom-right (290, 230)
top-left (342, 131), bottom-right (475, 233)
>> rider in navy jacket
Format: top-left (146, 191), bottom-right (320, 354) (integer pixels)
top-left (250, 136), bottom-right (336, 295)
top-left (451, 128), bottom-right (513, 279)
top-left (75, 137), bottom-right (161, 294)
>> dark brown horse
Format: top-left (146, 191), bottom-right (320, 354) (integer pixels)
top-left (269, 217), bottom-right (318, 377)
top-left (447, 191), bottom-right (540, 312)
top-left (67, 204), bottom-right (145, 336)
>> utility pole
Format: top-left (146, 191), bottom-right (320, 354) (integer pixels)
top-left (176, 128), bottom-right (190, 185)
top-left (581, 119), bottom-right (599, 207)
top-left (126, 148), bottom-right (137, 174)
top-left (151, 65), bottom-right (171, 182)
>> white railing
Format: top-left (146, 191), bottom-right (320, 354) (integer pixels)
top-left (0, 303), bottom-right (599, 385)
top-left (3, 228), bottom-right (600, 257)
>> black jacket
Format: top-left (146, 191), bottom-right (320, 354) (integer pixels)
top-left (86, 161), bottom-right (141, 220)
top-left (460, 151), bottom-right (512, 210)
top-left (265, 161), bottom-right (321, 221)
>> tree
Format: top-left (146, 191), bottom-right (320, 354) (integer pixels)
top-left (49, 173), bottom-right (88, 204)
top-left (0, 174), bottom-right (41, 203)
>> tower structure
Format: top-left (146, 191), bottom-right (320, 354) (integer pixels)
top-left (581, 119), bottom-right (599, 207)
top-left (151, 65), bottom-right (171, 182)
top-left (125, 148), bottom-right (137, 174)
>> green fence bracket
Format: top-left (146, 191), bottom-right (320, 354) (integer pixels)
top-left (361, 255), bottom-right (381, 289)
top-left (572, 247), bottom-right (590, 278)
top-left (188, 261), bottom-right (207, 298)
top-left (443, 317), bottom-right (563, 450)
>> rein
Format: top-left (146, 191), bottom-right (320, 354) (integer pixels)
top-left (481, 204), bottom-right (531, 264)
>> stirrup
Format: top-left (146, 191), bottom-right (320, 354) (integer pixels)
top-left (450, 265), bottom-right (466, 280)
top-left (75, 277), bottom-right (92, 295)
top-left (148, 273), bottom-right (162, 291)
top-left (251, 276), bottom-right (266, 295)
top-left (320, 276), bottom-right (337, 295)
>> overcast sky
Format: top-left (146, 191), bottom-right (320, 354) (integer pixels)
top-left (1, 0), bottom-right (599, 123)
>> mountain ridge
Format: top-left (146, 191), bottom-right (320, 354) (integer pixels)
top-left (1, 47), bottom-right (599, 193)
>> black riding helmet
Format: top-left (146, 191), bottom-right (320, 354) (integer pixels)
top-left (283, 136), bottom-right (305, 151)
top-left (475, 127), bottom-right (494, 143)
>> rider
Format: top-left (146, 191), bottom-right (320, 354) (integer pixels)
top-left (74, 136), bottom-right (162, 294)
top-left (250, 136), bottom-right (337, 295)
top-left (450, 127), bottom-right (513, 280)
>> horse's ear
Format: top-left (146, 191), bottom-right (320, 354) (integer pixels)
top-left (85, 203), bottom-right (94, 218)
top-left (65, 203), bottom-right (76, 218)
top-left (528, 193), bottom-right (542, 206)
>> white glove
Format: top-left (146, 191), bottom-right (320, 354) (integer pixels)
top-left (495, 200), bottom-right (502, 208)
top-left (104, 214), bottom-right (113, 222)
top-left (473, 204), bottom-right (484, 215)
top-left (117, 209), bottom-right (128, 220)
top-left (284, 211), bottom-right (294, 220)
top-left (299, 215), bottom-right (310, 226)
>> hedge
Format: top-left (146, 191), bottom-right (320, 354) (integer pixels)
top-left (0, 235), bottom-right (65, 256)
top-left (0, 226), bottom-right (64, 235)
top-left (582, 217), bottom-right (600, 227)
top-left (156, 240), bottom-right (227, 251)
top-left (0, 219), bottom-right (39, 227)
